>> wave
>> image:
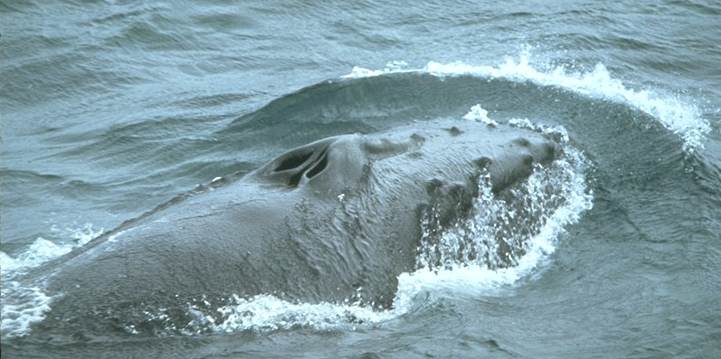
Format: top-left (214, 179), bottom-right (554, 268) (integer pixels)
top-left (344, 52), bottom-right (710, 153)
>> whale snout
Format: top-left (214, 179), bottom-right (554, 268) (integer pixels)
top-left (487, 136), bottom-right (562, 193)
top-left (536, 141), bottom-right (560, 163)
top-left (512, 136), bottom-right (561, 163)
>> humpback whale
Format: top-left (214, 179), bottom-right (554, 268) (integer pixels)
top-left (24, 118), bottom-right (559, 337)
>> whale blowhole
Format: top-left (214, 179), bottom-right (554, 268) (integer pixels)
top-left (305, 151), bottom-right (329, 179)
top-left (275, 150), bottom-right (314, 172)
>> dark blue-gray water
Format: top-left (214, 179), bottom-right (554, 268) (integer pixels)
top-left (2, 1), bottom-right (721, 358)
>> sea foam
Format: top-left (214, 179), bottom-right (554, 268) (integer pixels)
top-left (0, 224), bottom-right (103, 338)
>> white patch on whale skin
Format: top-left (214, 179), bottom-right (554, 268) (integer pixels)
top-left (107, 228), bottom-right (135, 243)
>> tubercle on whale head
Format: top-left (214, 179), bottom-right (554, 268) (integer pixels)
top-left (511, 136), bottom-right (561, 164)
top-left (485, 136), bottom-right (561, 193)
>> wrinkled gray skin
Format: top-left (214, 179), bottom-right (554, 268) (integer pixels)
top-left (26, 119), bottom-right (558, 337)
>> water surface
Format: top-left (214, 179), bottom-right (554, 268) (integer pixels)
top-left (2, 1), bottom-right (720, 358)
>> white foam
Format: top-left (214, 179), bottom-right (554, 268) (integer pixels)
top-left (0, 238), bottom-right (70, 275)
top-left (0, 224), bottom-right (103, 338)
top-left (0, 251), bottom-right (18, 273)
top-left (509, 117), bottom-right (570, 143)
top-left (0, 224), bottom-right (102, 276)
top-left (345, 53), bottom-right (710, 152)
top-left (205, 295), bottom-right (394, 334)
top-left (463, 104), bottom-right (498, 127)
top-left (0, 281), bottom-right (54, 339)
top-left (344, 60), bottom-right (412, 78)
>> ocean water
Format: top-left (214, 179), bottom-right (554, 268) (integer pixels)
top-left (1, 1), bottom-right (721, 358)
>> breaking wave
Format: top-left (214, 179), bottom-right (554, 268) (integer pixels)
top-left (345, 53), bottom-right (710, 153)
